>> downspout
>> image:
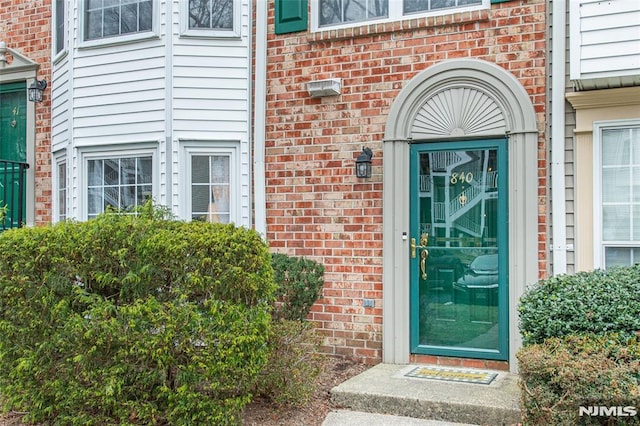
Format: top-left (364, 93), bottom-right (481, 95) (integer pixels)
top-left (164, 0), bottom-right (174, 212)
top-left (551, 0), bottom-right (567, 275)
top-left (253, 0), bottom-right (267, 236)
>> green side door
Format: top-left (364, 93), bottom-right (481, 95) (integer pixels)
top-left (0, 81), bottom-right (28, 227)
top-left (410, 139), bottom-right (509, 360)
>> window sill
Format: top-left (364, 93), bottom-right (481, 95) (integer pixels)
top-left (310, 9), bottom-right (489, 43)
top-left (78, 31), bottom-right (160, 50)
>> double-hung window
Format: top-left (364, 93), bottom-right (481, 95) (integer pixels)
top-left (87, 156), bottom-right (153, 218)
top-left (316, 0), bottom-right (485, 29)
top-left (182, 0), bottom-right (239, 37)
top-left (595, 123), bottom-right (640, 268)
top-left (84, 0), bottom-right (153, 41)
top-left (190, 154), bottom-right (232, 224)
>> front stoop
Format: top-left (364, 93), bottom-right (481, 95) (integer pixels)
top-left (330, 364), bottom-right (522, 426)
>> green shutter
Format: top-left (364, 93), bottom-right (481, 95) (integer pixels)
top-left (491, 0), bottom-right (511, 3)
top-left (275, 0), bottom-right (308, 34)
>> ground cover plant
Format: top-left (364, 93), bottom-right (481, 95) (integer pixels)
top-left (518, 265), bottom-right (640, 425)
top-left (0, 205), bottom-right (275, 425)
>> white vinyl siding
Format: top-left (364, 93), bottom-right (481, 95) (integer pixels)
top-left (594, 122), bottom-right (640, 268)
top-left (570, 0), bottom-right (640, 83)
top-left (52, 0), bottom-right (252, 227)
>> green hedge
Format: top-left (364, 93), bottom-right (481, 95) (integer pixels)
top-left (517, 334), bottom-right (640, 425)
top-left (518, 265), bottom-right (640, 346)
top-left (0, 208), bottom-right (275, 425)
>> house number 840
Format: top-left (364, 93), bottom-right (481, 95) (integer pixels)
top-left (450, 171), bottom-right (473, 185)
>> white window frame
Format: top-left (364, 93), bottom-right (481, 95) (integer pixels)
top-left (53, 151), bottom-right (68, 223)
top-left (53, 0), bottom-right (68, 62)
top-left (79, 144), bottom-right (158, 220)
top-left (593, 119), bottom-right (640, 268)
top-left (181, 141), bottom-right (240, 224)
top-left (79, 0), bottom-right (159, 48)
top-left (180, 0), bottom-right (241, 38)
top-left (311, 0), bottom-right (489, 32)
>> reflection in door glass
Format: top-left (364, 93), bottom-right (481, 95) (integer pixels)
top-left (416, 148), bottom-right (500, 351)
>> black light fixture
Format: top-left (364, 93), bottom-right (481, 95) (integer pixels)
top-left (355, 147), bottom-right (373, 179)
top-left (28, 79), bottom-right (47, 103)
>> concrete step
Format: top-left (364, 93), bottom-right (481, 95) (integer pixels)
top-left (329, 364), bottom-right (521, 426)
top-left (323, 410), bottom-right (477, 426)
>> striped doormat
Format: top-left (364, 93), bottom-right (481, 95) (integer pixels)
top-left (404, 365), bottom-right (497, 385)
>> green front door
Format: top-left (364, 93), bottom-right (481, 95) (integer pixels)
top-left (0, 81), bottom-right (28, 227)
top-left (410, 140), bottom-right (508, 360)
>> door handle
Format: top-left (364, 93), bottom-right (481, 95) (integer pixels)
top-left (411, 233), bottom-right (429, 258)
top-left (411, 233), bottom-right (429, 280)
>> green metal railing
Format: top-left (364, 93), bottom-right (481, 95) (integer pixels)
top-left (0, 159), bottom-right (29, 230)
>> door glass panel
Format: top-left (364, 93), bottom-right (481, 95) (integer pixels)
top-left (414, 147), bottom-right (503, 352)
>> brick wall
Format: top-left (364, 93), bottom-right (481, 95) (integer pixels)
top-left (265, 1), bottom-right (547, 364)
top-left (1, 0), bottom-right (52, 226)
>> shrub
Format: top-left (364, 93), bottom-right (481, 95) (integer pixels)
top-left (271, 253), bottom-right (325, 321)
top-left (0, 207), bottom-right (275, 425)
top-left (517, 334), bottom-right (640, 425)
top-left (251, 254), bottom-right (326, 406)
top-left (253, 319), bottom-right (326, 406)
top-left (518, 265), bottom-right (640, 346)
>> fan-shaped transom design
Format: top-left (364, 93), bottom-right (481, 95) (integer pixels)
top-left (411, 87), bottom-right (506, 139)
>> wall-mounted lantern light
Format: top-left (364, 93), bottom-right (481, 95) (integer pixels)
top-left (355, 147), bottom-right (373, 179)
top-left (28, 79), bottom-right (47, 103)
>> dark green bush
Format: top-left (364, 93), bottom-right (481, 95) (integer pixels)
top-left (271, 253), bottom-right (325, 321)
top-left (518, 265), bottom-right (640, 346)
top-left (517, 334), bottom-right (640, 425)
top-left (0, 207), bottom-right (275, 425)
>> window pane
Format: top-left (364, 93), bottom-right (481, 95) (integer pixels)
top-left (120, 185), bottom-right (136, 210)
top-left (602, 168), bottom-right (630, 203)
top-left (122, 3), bottom-right (138, 34)
top-left (137, 185), bottom-right (152, 205)
top-left (602, 129), bottom-right (630, 166)
top-left (55, 0), bottom-right (65, 53)
top-left (103, 7), bottom-right (120, 37)
top-left (632, 128), bottom-right (640, 165)
top-left (139, 0), bottom-right (152, 31)
top-left (88, 160), bottom-right (103, 186)
top-left (88, 187), bottom-right (102, 215)
top-left (211, 156), bottom-right (229, 183)
top-left (104, 159), bottom-right (120, 185)
top-left (605, 247), bottom-right (631, 268)
top-left (192, 185), bottom-right (210, 213)
top-left (603, 205), bottom-right (630, 241)
top-left (191, 156), bottom-right (210, 183)
top-left (211, 0), bottom-right (233, 29)
top-left (121, 157), bottom-right (136, 184)
top-left (138, 157), bottom-right (152, 183)
top-left (104, 186), bottom-right (119, 210)
top-left (635, 205), bottom-right (640, 241)
top-left (86, 10), bottom-right (103, 40)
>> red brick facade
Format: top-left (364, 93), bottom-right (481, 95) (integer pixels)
top-left (1, 0), bottom-right (52, 226)
top-left (264, 1), bottom-right (547, 364)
